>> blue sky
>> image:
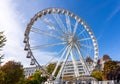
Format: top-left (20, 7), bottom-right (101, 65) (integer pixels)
top-left (0, 0), bottom-right (120, 67)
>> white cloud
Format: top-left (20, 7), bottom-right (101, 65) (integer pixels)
top-left (0, 0), bottom-right (58, 67)
top-left (0, 0), bottom-right (29, 67)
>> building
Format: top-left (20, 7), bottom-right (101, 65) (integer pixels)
top-left (62, 55), bottom-right (112, 78)
top-left (63, 60), bottom-right (84, 76)
top-left (24, 55), bottom-right (114, 79)
top-left (24, 58), bottom-right (93, 79)
top-left (62, 57), bottom-right (93, 78)
top-left (24, 66), bottom-right (40, 78)
top-left (98, 55), bottom-right (111, 70)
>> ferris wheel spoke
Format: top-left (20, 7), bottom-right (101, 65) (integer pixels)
top-left (74, 43), bottom-right (90, 75)
top-left (73, 21), bottom-right (79, 36)
top-left (77, 29), bottom-right (86, 36)
top-left (80, 44), bottom-right (94, 50)
top-left (77, 37), bottom-right (92, 42)
top-left (65, 15), bottom-right (71, 33)
top-left (53, 14), bottom-right (66, 33)
top-left (80, 48), bottom-right (90, 57)
top-left (41, 17), bottom-right (55, 30)
top-left (52, 45), bottom-right (69, 76)
top-left (31, 27), bottom-right (64, 41)
top-left (31, 42), bottom-right (67, 50)
top-left (40, 17), bottom-right (63, 34)
top-left (45, 46), bottom-right (66, 66)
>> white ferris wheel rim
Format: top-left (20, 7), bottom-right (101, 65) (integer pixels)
top-left (24, 8), bottom-right (99, 77)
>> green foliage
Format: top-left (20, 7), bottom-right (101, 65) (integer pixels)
top-left (0, 61), bottom-right (24, 84)
top-left (91, 70), bottom-right (103, 81)
top-left (16, 78), bottom-right (26, 84)
top-left (0, 70), bottom-right (6, 84)
top-left (46, 63), bottom-right (55, 74)
top-left (32, 70), bottom-right (47, 84)
top-left (46, 63), bottom-right (61, 76)
top-left (0, 32), bottom-right (6, 49)
top-left (24, 79), bottom-right (41, 84)
top-left (32, 71), bottom-right (41, 80)
top-left (0, 62), bottom-right (47, 84)
top-left (25, 70), bottom-right (47, 84)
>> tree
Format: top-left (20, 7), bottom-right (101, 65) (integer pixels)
top-left (0, 70), bottom-right (6, 84)
top-left (33, 71), bottom-right (42, 80)
top-left (0, 31), bottom-right (6, 66)
top-left (107, 66), bottom-right (120, 83)
top-left (46, 63), bottom-right (56, 74)
top-left (0, 31), bottom-right (6, 49)
top-left (46, 63), bottom-right (61, 77)
top-left (0, 61), bottom-right (24, 84)
top-left (91, 70), bottom-right (103, 81)
top-left (26, 70), bottom-right (47, 84)
top-left (32, 71), bottom-right (41, 84)
top-left (103, 60), bottom-right (119, 80)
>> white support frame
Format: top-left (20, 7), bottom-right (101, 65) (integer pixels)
top-left (70, 50), bottom-right (80, 78)
top-left (74, 43), bottom-right (90, 75)
top-left (52, 46), bottom-right (68, 76)
top-left (55, 44), bottom-right (72, 81)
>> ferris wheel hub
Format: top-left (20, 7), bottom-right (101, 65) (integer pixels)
top-left (64, 32), bottom-right (78, 45)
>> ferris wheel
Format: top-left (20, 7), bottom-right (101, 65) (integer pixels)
top-left (24, 8), bottom-right (98, 82)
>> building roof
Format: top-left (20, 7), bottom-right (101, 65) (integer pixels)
top-left (102, 55), bottom-right (111, 61)
top-left (86, 56), bottom-right (93, 62)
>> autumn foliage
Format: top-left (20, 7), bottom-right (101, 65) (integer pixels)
top-left (0, 61), bottom-right (24, 84)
